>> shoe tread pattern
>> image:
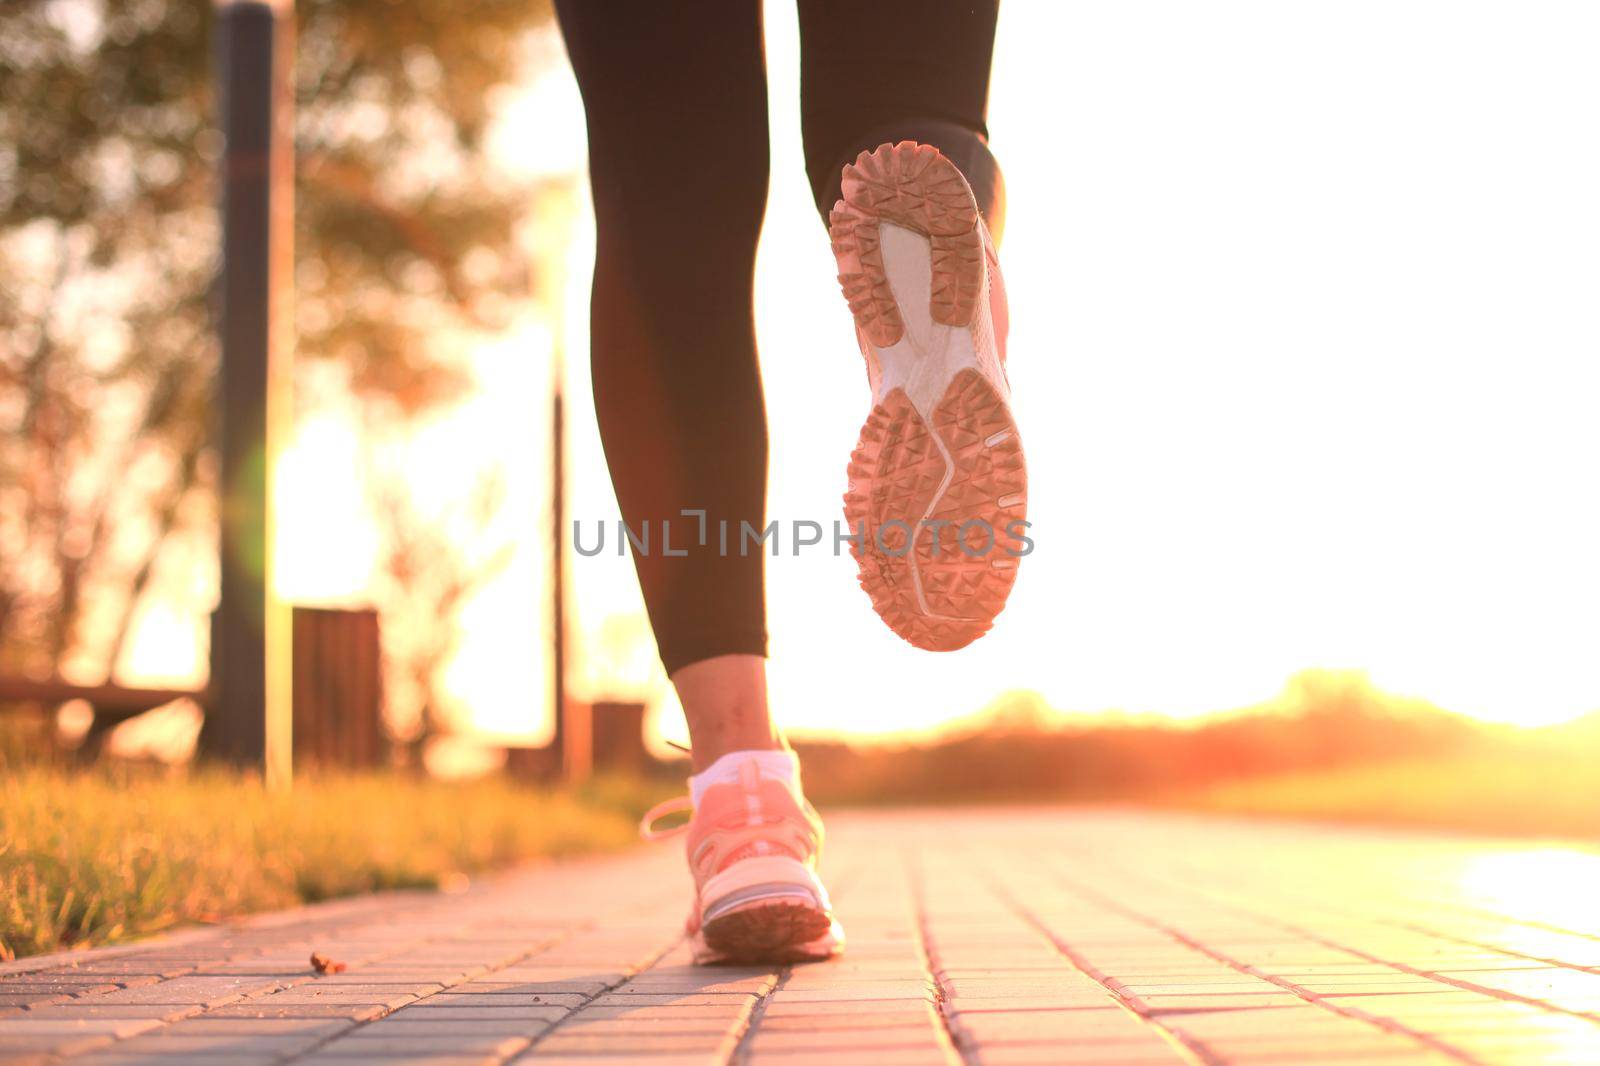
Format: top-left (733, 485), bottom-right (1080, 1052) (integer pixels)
top-left (829, 141), bottom-right (983, 347)
top-left (844, 370), bottom-right (1026, 651)
top-left (702, 899), bottom-right (834, 964)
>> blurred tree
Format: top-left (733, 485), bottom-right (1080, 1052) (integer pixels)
top-left (366, 455), bottom-right (513, 762)
top-left (0, 0), bottom-right (553, 688)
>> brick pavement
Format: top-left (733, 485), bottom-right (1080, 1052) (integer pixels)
top-left (5, 809), bottom-right (1600, 1065)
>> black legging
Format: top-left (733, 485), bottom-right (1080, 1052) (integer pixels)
top-left (556, 1), bottom-right (1002, 674)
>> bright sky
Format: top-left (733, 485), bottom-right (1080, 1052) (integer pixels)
top-left (224, 0), bottom-right (1600, 743)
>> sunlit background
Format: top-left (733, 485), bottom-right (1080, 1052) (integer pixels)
top-left (121, 0), bottom-right (1600, 746)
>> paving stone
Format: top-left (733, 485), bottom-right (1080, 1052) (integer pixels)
top-left (446, 979), bottom-right (610, 996)
top-left (966, 1046), bottom-right (1187, 1064)
top-left (756, 1010), bottom-right (941, 1031)
top-left (20, 1003), bottom-right (204, 1021)
top-left (199, 1001), bottom-right (391, 1020)
top-left (355, 1017), bottom-right (554, 1037)
top-left (0, 1033), bottom-right (120, 1057)
top-left (943, 995), bottom-right (1136, 1012)
top-left (585, 992), bottom-right (757, 1008)
top-left (241, 988), bottom-right (421, 1008)
top-left (947, 1008), bottom-right (1149, 1041)
top-left (0, 993), bottom-right (68, 1008)
top-left (508, 1049), bottom-right (716, 1056)
top-left (305, 977), bottom-right (447, 991)
top-left (294, 1057), bottom-right (508, 1066)
top-left (310, 1034), bottom-right (530, 1055)
top-left (79, 976), bottom-right (285, 1007)
top-left (144, 1018), bottom-right (353, 1037)
top-left (768, 983), bottom-right (932, 1001)
top-left (531, 1031), bottom-right (737, 1054)
top-left (380, 1005), bottom-right (570, 1023)
top-left (6, 981), bottom-right (121, 998)
top-left (0, 1018), bottom-right (165, 1038)
top-left (562, 1004), bottom-right (751, 1021)
top-left (48, 961), bottom-right (196, 980)
top-left (614, 976), bottom-right (775, 994)
top-left (419, 992), bottom-right (588, 1009)
top-left (745, 1050), bottom-right (959, 1065)
top-left (91, 1031), bottom-right (330, 1056)
top-left (86, 1049), bottom-right (284, 1056)
top-left (1132, 993), bottom-right (1308, 1010)
top-left (746, 1027), bottom-right (945, 1050)
top-left (557, 1017), bottom-right (744, 1035)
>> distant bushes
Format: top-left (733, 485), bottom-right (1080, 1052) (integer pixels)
top-left (793, 670), bottom-right (1592, 807)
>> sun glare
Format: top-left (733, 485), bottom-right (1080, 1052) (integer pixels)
top-left (1456, 849), bottom-right (1600, 954)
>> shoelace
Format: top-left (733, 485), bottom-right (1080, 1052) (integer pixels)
top-left (639, 795), bottom-right (694, 841)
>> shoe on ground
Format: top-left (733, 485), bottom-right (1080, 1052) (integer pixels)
top-left (641, 758), bottom-right (844, 965)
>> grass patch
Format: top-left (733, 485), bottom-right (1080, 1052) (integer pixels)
top-left (1177, 754), bottom-right (1600, 840)
top-left (0, 768), bottom-right (671, 961)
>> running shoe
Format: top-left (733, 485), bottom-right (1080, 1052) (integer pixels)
top-left (831, 141), bottom-right (1027, 651)
top-left (641, 758), bottom-right (844, 965)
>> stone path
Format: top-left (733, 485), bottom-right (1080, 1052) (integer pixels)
top-left (5, 809), bottom-right (1600, 1065)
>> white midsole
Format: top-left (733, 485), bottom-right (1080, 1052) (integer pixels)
top-left (700, 855), bottom-right (830, 924)
top-left (866, 223), bottom-right (989, 622)
top-left (870, 223), bottom-right (985, 418)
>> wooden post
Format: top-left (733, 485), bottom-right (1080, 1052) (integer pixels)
top-left (589, 701), bottom-right (650, 774)
top-left (202, 0), bottom-right (294, 788)
top-left (291, 607), bottom-right (384, 768)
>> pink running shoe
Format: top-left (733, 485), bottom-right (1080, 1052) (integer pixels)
top-left (641, 758), bottom-right (844, 965)
top-left (831, 141), bottom-right (1027, 652)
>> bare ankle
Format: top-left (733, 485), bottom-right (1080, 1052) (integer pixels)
top-left (670, 654), bottom-right (786, 772)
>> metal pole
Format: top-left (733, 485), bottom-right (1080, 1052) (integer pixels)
top-left (550, 367), bottom-right (566, 774)
top-left (203, 0), bottom-right (293, 788)
top-left (551, 343), bottom-right (588, 782)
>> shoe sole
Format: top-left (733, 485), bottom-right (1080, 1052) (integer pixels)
top-left (831, 142), bottom-right (1027, 651)
top-left (701, 899), bottom-right (837, 964)
top-left (698, 856), bottom-right (840, 964)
